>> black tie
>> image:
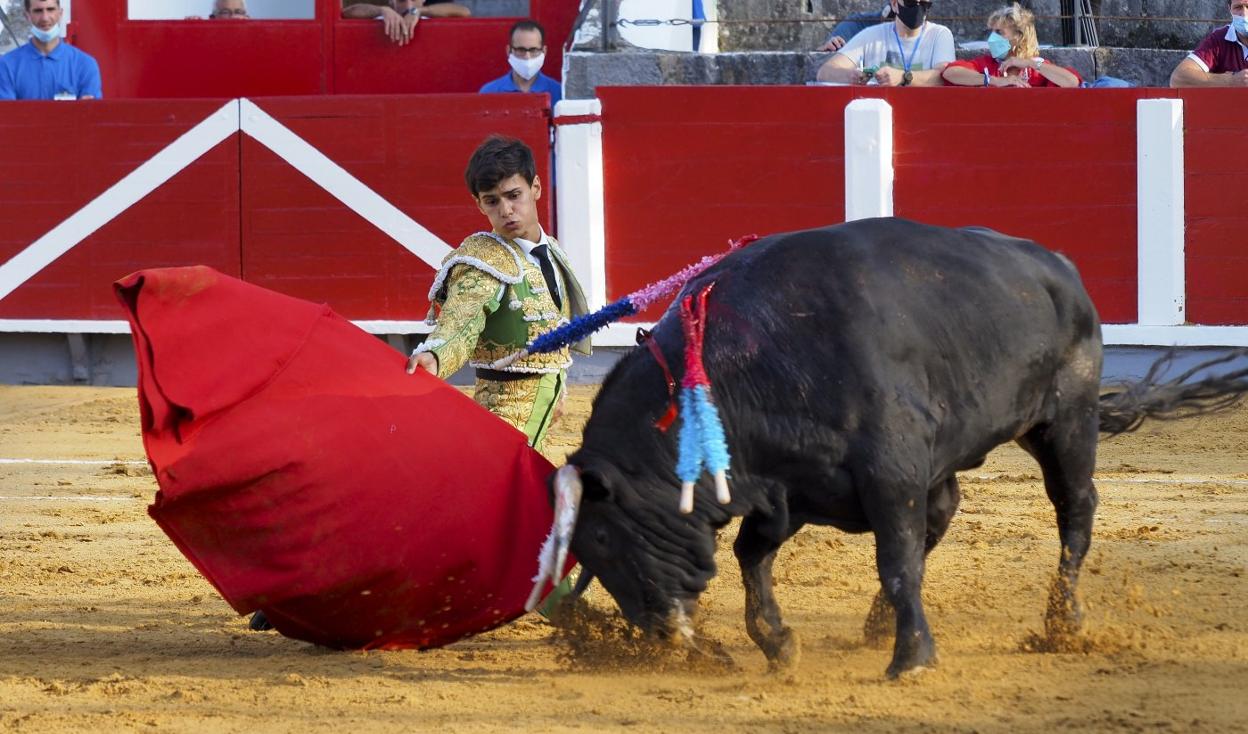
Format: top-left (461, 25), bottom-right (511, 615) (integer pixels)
top-left (531, 244), bottom-right (562, 310)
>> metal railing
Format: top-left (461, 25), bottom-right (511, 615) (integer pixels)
top-left (574, 0), bottom-right (1234, 51)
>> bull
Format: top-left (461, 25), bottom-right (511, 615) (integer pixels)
top-left (530, 218), bottom-right (1248, 678)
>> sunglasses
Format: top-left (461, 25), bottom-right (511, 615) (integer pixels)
top-left (901, 0), bottom-right (933, 8)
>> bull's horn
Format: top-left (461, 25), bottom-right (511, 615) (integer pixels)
top-left (525, 465), bottom-right (584, 612)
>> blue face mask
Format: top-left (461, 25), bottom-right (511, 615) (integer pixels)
top-left (987, 31), bottom-right (1012, 61)
top-left (1233, 15), bottom-right (1248, 37)
top-left (28, 23), bottom-right (60, 44)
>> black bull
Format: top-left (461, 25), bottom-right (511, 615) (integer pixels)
top-left (554, 218), bottom-right (1248, 678)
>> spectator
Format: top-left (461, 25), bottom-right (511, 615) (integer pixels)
top-left (1169, 0), bottom-right (1248, 87)
top-left (342, 1), bottom-right (470, 47)
top-left (942, 3), bottom-right (1081, 88)
top-left (818, 3), bottom-right (892, 52)
top-left (209, 0), bottom-right (250, 19)
top-left (479, 20), bottom-right (561, 107)
top-left (0, 0), bottom-right (101, 100)
top-left (815, 0), bottom-right (954, 86)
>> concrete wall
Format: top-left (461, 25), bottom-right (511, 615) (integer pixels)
top-left (563, 46), bottom-right (1188, 98)
top-left (716, 0), bottom-right (1230, 51)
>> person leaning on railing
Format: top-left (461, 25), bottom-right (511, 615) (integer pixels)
top-left (816, 3), bottom-right (892, 52)
top-left (942, 3), bottom-right (1080, 88)
top-left (816, 0), bottom-right (954, 87)
top-left (1169, 0), bottom-right (1248, 87)
top-left (341, 0), bottom-right (470, 47)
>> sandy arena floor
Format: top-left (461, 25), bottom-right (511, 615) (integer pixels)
top-left (1, 384), bottom-right (1246, 733)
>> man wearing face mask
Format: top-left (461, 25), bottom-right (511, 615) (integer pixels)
top-left (816, 0), bottom-right (953, 86)
top-left (0, 0), bottom-right (102, 101)
top-left (479, 20), bottom-right (561, 107)
top-left (1169, 0), bottom-right (1248, 87)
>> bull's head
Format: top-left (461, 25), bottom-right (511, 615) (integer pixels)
top-left (527, 462), bottom-right (720, 639)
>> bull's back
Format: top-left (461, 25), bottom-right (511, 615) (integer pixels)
top-left (687, 218), bottom-right (1101, 471)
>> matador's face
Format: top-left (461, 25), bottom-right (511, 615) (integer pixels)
top-left (475, 173), bottom-right (543, 243)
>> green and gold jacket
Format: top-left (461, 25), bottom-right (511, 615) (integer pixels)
top-left (417, 232), bottom-right (590, 378)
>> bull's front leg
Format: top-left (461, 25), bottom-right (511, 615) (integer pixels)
top-left (734, 513), bottom-right (801, 672)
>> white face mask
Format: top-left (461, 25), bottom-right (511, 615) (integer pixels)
top-left (1234, 14), bottom-right (1248, 36)
top-left (29, 23), bottom-right (61, 44)
top-left (508, 53), bottom-right (545, 81)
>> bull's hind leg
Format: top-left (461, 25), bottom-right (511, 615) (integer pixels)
top-left (735, 512), bottom-right (801, 672)
top-left (864, 475), bottom-right (961, 646)
top-left (1017, 400), bottom-right (1099, 642)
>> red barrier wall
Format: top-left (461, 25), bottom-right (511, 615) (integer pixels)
top-left (241, 95), bottom-right (553, 319)
top-left (3, 90), bottom-right (1247, 328)
top-left (598, 86), bottom-right (850, 322)
top-left (601, 86), bottom-right (1152, 324)
top-left (0, 100), bottom-right (240, 320)
top-left (0, 96), bottom-right (551, 322)
top-left (1181, 90), bottom-right (1247, 325)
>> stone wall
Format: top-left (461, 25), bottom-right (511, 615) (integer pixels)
top-left (562, 45), bottom-right (1188, 99)
top-left (715, 0), bottom-right (1230, 52)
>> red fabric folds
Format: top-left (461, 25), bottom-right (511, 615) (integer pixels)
top-left (114, 266), bottom-right (561, 650)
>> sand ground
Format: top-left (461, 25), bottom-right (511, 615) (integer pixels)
top-left (1, 385), bottom-right (1246, 733)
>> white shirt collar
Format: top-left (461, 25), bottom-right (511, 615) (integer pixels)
top-left (512, 227), bottom-right (550, 257)
top-left (1224, 23), bottom-right (1248, 58)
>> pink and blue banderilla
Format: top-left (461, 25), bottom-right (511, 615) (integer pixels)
top-left (489, 235), bottom-right (758, 513)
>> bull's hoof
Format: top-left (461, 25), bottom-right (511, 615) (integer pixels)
top-left (764, 626), bottom-right (801, 674)
top-left (687, 637), bottom-right (739, 672)
top-left (884, 631), bottom-right (936, 680)
top-left (863, 592), bottom-right (894, 648)
top-left (1043, 612), bottom-right (1083, 644)
top-left (1045, 580), bottom-right (1084, 641)
top-left (248, 611), bottom-right (273, 631)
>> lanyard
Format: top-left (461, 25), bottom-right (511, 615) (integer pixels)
top-left (891, 23), bottom-right (926, 73)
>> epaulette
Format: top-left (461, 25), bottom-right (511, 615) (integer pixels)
top-left (426, 232), bottom-right (526, 304)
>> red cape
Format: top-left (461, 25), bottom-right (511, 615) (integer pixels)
top-left (115, 266), bottom-right (564, 650)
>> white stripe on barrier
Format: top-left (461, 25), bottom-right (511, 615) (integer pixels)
top-left (1137, 99), bottom-right (1186, 327)
top-left (239, 98), bottom-right (452, 270)
top-left (0, 100), bottom-right (241, 304)
top-left (0, 459), bottom-right (147, 465)
top-left (968, 473), bottom-right (1248, 486)
top-left (0, 319), bottom-right (434, 335)
top-left (0, 496), bottom-right (138, 502)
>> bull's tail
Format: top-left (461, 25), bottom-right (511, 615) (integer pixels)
top-left (1098, 349), bottom-right (1248, 436)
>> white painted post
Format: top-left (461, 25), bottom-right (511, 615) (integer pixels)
top-left (1137, 99), bottom-right (1185, 326)
top-left (844, 98), bottom-right (894, 221)
top-left (554, 98), bottom-right (608, 311)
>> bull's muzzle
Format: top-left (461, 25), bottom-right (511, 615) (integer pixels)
top-left (525, 464), bottom-right (583, 612)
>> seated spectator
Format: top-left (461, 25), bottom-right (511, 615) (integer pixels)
top-left (0, 0), bottom-right (101, 100)
top-left (942, 3), bottom-right (1080, 88)
top-left (480, 20), bottom-right (561, 107)
top-left (342, 1), bottom-right (470, 47)
top-left (210, 0), bottom-right (250, 19)
top-left (1169, 0), bottom-right (1248, 87)
top-left (818, 4), bottom-right (892, 52)
top-left (816, 0), bottom-right (954, 86)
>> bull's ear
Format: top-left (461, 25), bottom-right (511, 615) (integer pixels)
top-left (580, 467), bottom-right (613, 502)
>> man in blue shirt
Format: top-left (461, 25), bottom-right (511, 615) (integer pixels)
top-left (0, 0), bottom-right (102, 100)
top-left (479, 20), bottom-right (561, 107)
